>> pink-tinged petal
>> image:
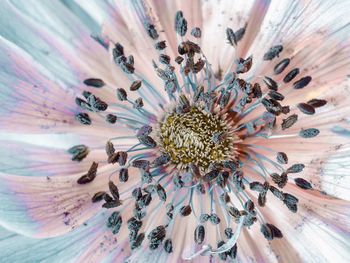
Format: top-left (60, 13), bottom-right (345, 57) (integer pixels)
top-left (247, 1), bottom-right (350, 93)
top-left (147, 0), bottom-right (203, 54)
top-left (0, 36), bottom-right (143, 136)
top-left (102, 0), bottom-right (171, 109)
top-left (256, 189), bottom-right (350, 262)
top-left (0, 171), bottom-right (110, 238)
top-left (200, 0), bottom-right (255, 74)
top-left (235, 0), bottom-right (271, 58)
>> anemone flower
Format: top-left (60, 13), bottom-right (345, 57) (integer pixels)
top-left (0, 0), bottom-right (349, 262)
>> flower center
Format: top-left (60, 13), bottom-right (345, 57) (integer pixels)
top-left (159, 106), bottom-right (233, 170)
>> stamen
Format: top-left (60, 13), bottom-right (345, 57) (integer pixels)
top-left (68, 144), bottom-right (89, 162)
top-left (293, 76), bottom-right (312, 89)
top-left (83, 78), bottom-right (105, 88)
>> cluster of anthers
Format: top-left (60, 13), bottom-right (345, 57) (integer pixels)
top-left (69, 10), bottom-right (324, 261)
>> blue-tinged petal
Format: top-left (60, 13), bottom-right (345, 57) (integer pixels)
top-left (0, 171), bottom-right (109, 238)
top-left (0, 140), bottom-right (106, 177)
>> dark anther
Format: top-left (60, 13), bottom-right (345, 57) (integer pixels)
top-left (91, 191), bottom-right (106, 203)
top-left (87, 94), bottom-right (108, 112)
top-left (159, 54), bottom-right (171, 64)
top-left (270, 172), bottom-right (288, 188)
top-left (175, 11), bottom-right (187, 36)
top-left (297, 103), bottom-right (315, 115)
top-left (227, 206), bottom-right (241, 219)
top-left (194, 225), bottom-right (205, 244)
top-left (119, 168), bottom-right (129, 182)
top-left (148, 226), bottom-right (166, 243)
top-left (116, 88), bottom-right (127, 101)
top-left (249, 182), bottom-right (265, 192)
top-left (227, 26), bottom-right (246, 46)
top-left (307, 98), bottom-right (327, 108)
top-left (235, 26), bottom-right (246, 43)
top-left (224, 228), bottom-right (233, 239)
top-left (264, 76), bottom-right (278, 91)
top-left (209, 213), bottom-right (221, 225)
top-left (156, 184), bottom-right (167, 201)
top-left (108, 181), bottom-right (120, 200)
top-left (132, 159), bottom-right (150, 170)
top-left (261, 223), bottom-right (283, 240)
top-left (281, 106), bottom-right (290, 114)
top-left (276, 152), bottom-right (288, 164)
top-left (260, 224), bottom-right (273, 240)
top-left (139, 193), bottom-right (152, 208)
top-left (163, 239), bottom-right (173, 253)
top-left (180, 205), bottom-right (192, 216)
top-left (283, 193), bottom-right (299, 205)
top-left (130, 233), bottom-right (145, 250)
top-left (191, 27), bottom-right (201, 38)
top-left (263, 45), bottom-right (283, 60)
top-left (178, 41), bottom-right (201, 55)
top-left (173, 174), bottom-right (184, 188)
top-left (76, 112), bottom-right (91, 125)
top-left (197, 183), bottom-right (206, 194)
top-left (107, 211), bottom-right (122, 234)
top-left (105, 141), bottom-right (115, 157)
top-left (227, 244), bottom-right (238, 259)
top-left (106, 114), bottom-right (117, 124)
top-left (145, 23), bottom-right (159, 39)
top-left (293, 76), bottom-right (312, 89)
top-left (83, 78), bottom-right (105, 88)
top-left (236, 56), bottom-right (253, 74)
top-left (283, 68), bottom-right (300, 83)
top-left (281, 114), bottom-right (298, 130)
top-left (220, 192), bottom-right (231, 203)
top-left (203, 169), bottom-right (220, 182)
top-left (155, 40), bottom-right (167, 50)
top-left (299, 128), bottom-right (320, 138)
top-left (193, 59), bottom-right (205, 73)
top-left (137, 125), bottom-right (152, 138)
top-left (262, 98), bottom-right (282, 115)
top-left (217, 241), bottom-right (228, 261)
top-left (244, 200), bottom-right (255, 213)
top-left (266, 223), bottom-right (283, 239)
top-left (102, 192), bottom-right (122, 209)
top-left (138, 135), bottom-right (157, 148)
top-left (294, 178), bottom-right (312, 189)
top-left (258, 192), bottom-right (267, 207)
top-left (269, 185), bottom-right (285, 201)
top-left (268, 90), bottom-right (284, 101)
top-left (127, 55), bottom-right (134, 65)
top-left (68, 144), bottom-right (89, 162)
top-left (130, 80), bottom-right (142, 91)
top-left (77, 161), bottom-right (98, 184)
top-left (223, 160), bottom-right (238, 172)
top-left (252, 83), bottom-right (262, 98)
top-left (152, 153), bottom-right (171, 167)
top-left (113, 43), bottom-right (124, 59)
top-left (132, 187), bottom-right (142, 201)
top-left (134, 98), bottom-right (144, 109)
top-left (287, 163), bottom-right (305, 173)
top-left (175, 56), bottom-right (184, 64)
top-left (274, 58), bottom-right (290, 74)
top-left (75, 97), bottom-right (88, 109)
top-left (217, 171), bottom-right (229, 188)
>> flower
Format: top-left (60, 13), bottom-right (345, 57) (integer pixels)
top-left (0, 0), bottom-right (350, 262)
